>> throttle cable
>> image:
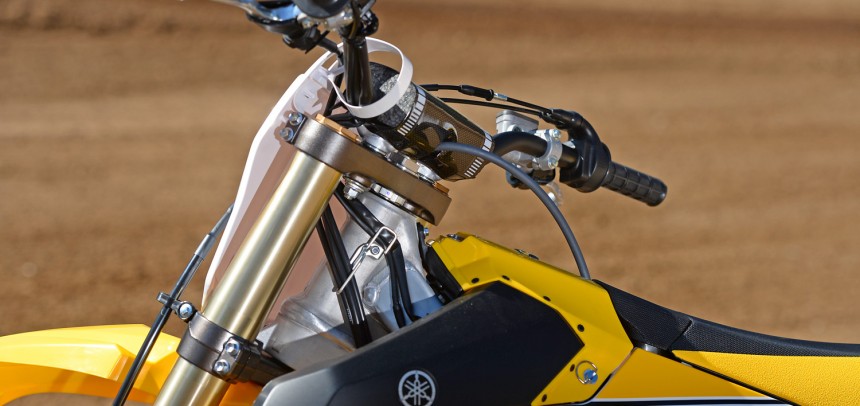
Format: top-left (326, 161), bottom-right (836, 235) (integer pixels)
top-left (435, 142), bottom-right (591, 279)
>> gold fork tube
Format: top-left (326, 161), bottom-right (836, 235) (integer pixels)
top-left (155, 151), bottom-right (341, 405)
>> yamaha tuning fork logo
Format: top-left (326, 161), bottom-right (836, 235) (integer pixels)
top-left (398, 369), bottom-right (436, 406)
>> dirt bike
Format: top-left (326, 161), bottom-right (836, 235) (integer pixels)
top-left (1, 1), bottom-right (858, 405)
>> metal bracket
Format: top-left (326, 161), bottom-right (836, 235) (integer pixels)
top-left (176, 313), bottom-right (292, 385)
top-left (335, 226), bottom-right (397, 294)
top-left (496, 109), bottom-right (539, 134)
top-left (532, 129), bottom-right (564, 171)
top-left (285, 114), bottom-right (451, 225)
top-left (156, 292), bottom-right (198, 322)
top-left (298, 7), bottom-right (354, 31)
top-left (275, 111), bottom-right (307, 144)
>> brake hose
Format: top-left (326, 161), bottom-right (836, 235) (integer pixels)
top-left (435, 142), bottom-right (591, 279)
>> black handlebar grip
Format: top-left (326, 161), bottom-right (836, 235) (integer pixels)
top-left (602, 162), bottom-right (667, 206)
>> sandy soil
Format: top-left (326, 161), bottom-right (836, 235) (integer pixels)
top-left (1, 0), bottom-right (860, 401)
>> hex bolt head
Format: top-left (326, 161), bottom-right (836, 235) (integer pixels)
top-left (550, 129), bottom-right (561, 140)
top-left (224, 341), bottom-right (241, 357)
top-left (178, 303), bottom-right (194, 320)
top-left (287, 112), bottom-right (303, 126)
top-left (344, 186), bottom-right (361, 200)
top-left (279, 127), bottom-right (295, 141)
top-left (213, 359), bottom-right (231, 375)
top-left (342, 179), bottom-right (368, 200)
top-left (368, 245), bottom-right (383, 256)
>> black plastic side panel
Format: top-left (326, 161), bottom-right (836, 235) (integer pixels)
top-left (597, 281), bottom-right (860, 357)
top-left (423, 247), bottom-right (464, 304)
top-left (256, 283), bottom-right (582, 406)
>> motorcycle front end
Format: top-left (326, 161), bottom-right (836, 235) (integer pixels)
top-left (2, 1), bottom-right (859, 406)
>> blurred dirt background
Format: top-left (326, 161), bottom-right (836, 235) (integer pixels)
top-left (1, 0), bottom-right (860, 400)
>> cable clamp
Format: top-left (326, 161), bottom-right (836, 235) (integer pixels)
top-left (156, 292), bottom-right (197, 322)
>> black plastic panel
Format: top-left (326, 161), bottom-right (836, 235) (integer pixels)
top-left (422, 247), bottom-right (464, 304)
top-left (597, 281), bottom-right (860, 357)
top-left (257, 283), bottom-right (582, 405)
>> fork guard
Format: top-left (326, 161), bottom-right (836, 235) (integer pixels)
top-left (0, 324), bottom-right (259, 404)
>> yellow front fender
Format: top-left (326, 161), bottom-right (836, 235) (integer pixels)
top-left (0, 325), bottom-right (260, 404)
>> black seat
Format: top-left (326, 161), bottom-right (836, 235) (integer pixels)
top-left (596, 281), bottom-right (860, 357)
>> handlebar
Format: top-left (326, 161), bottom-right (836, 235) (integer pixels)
top-left (219, 0), bottom-right (666, 206)
top-left (492, 131), bottom-right (578, 167)
top-left (492, 131), bottom-right (668, 206)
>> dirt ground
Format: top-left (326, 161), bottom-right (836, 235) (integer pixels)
top-left (1, 0), bottom-right (860, 400)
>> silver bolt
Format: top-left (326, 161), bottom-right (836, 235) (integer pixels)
top-left (287, 112), bottom-right (303, 126)
top-left (550, 129), bottom-right (561, 140)
top-left (344, 186), bottom-right (361, 200)
top-left (178, 303), bottom-right (194, 320)
top-left (548, 157), bottom-right (559, 168)
top-left (224, 341), bottom-right (241, 357)
top-left (368, 245), bottom-right (383, 256)
top-left (575, 361), bottom-right (599, 385)
top-left (582, 369), bottom-right (598, 384)
top-left (213, 359), bottom-right (231, 375)
top-left (342, 179), bottom-right (367, 200)
top-left (278, 127), bottom-right (295, 141)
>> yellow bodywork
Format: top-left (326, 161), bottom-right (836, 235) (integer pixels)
top-left (597, 348), bottom-right (767, 400)
top-left (430, 234), bottom-right (634, 405)
top-left (432, 234), bottom-right (783, 405)
top-left (4, 236), bottom-right (857, 405)
top-left (433, 234), bottom-right (860, 406)
top-left (675, 350), bottom-right (860, 405)
top-left (0, 324), bottom-right (259, 405)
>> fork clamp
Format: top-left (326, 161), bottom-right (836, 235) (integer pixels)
top-left (158, 294), bottom-right (291, 385)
